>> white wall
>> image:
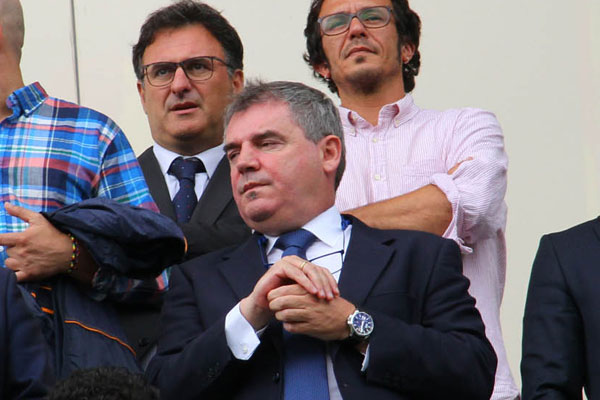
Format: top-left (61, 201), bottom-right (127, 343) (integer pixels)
top-left (19, 0), bottom-right (600, 389)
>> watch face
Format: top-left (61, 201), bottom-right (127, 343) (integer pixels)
top-left (352, 311), bottom-right (374, 336)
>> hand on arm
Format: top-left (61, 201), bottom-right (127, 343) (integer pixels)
top-left (240, 256), bottom-right (339, 330)
top-left (0, 203), bottom-right (97, 283)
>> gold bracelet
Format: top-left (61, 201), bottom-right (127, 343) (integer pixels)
top-left (66, 234), bottom-right (79, 274)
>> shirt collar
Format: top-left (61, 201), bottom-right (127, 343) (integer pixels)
top-left (6, 82), bottom-right (47, 120)
top-left (153, 142), bottom-right (224, 179)
top-left (339, 93), bottom-right (418, 135)
top-left (262, 205), bottom-right (343, 255)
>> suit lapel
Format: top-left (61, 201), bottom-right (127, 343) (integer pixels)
top-left (138, 147), bottom-right (176, 220)
top-left (190, 156), bottom-right (233, 225)
top-left (338, 219), bottom-right (395, 307)
top-left (219, 234), bottom-right (267, 301)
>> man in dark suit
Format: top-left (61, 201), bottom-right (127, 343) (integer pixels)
top-left (133, 1), bottom-right (250, 259)
top-left (522, 218), bottom-right (600, 399)
top-left (147, 80), bottom-right (497, 399)
top-left (0, 267), bottom-right (54, 399)
top-left (124, 1), bottom-right (251, 364)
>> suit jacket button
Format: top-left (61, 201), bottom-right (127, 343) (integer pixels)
top-left (138, 337), bottom-right (150, 347)
top-left (272, 372), bottom-right (280, 382)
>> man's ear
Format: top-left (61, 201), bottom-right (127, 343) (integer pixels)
top-left (319, 134), bottom-right (342, 175)
top-left (231, 69), bottom-right (244, 94)
top-left (401, 43), bottom-right (416, 64)
top-left (314, 62), bottom-right (332, 80)
top-left (136, 81), bottom-right (148, 115)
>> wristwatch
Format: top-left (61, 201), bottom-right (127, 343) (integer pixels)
top-left (346, 309), bottom-right (374, 341)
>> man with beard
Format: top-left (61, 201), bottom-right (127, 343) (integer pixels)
top-left (304, 1), bottom-right (517, 399)
top-left (126, 1), bottom-right (251, 365)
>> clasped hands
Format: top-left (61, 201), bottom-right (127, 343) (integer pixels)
top-left (240, 255), bottom-right (355, 341)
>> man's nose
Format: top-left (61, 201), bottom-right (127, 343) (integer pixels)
top-left (235, 147), bottom-right (260, 172)
top-left (170, 66), bottom-right (193, 94)
top-left (347, 15), bottom-right (368, 38)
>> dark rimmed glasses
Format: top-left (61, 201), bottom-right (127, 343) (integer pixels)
top-left (142, 56), bottom-right (233, 87)
top-left (318, 6), bottom-right (393, 36)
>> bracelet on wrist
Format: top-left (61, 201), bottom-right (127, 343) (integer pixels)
top-left (66, 234), bottom-right (80, 274)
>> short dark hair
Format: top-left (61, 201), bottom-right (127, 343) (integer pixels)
top-left (48, 367), bottom-right (159, 400)
top-left (224, 80), bottom-right (346, 189)
top-left (132, 0), bottom-right (243, 81)
top-left (304, 0), bottom-right (421, 94)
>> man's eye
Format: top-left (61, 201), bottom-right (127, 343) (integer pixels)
top-left (227, 151), bottom-right (239, 161)
top-left (324, 14), bottom-right (349, 30)
top-left (360, 10), bottom-right (383, 22)
top-left (151, 65), bottom-right (174, 78)
top-left (260, 141), bottom-right (279, 149)
top-left (189, 61), bottom-right (210, 71)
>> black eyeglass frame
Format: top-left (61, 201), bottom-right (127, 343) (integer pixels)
top-left (318, 6), bottom-right (393, 36)
top-left (142, 56), bottom-right (233, 87)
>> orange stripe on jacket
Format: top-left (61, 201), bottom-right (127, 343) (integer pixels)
top-left (64, 320), bottom-right (136, 356)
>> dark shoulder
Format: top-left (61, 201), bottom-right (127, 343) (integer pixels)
top-left (542, 217), bottom-right (600, 249)
top-left (175, 239), bottom-right (252, 277)
top-left (536, 218), bottom-right (600, 274)
top-left (137, 147), bottom-right (155, 163)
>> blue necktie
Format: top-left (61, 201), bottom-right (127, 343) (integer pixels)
top-left (275, 229), bottom-right (330, 400)
top-left (168, 157), bottom-right (205, 223)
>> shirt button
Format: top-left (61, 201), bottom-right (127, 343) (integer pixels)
top-left (372, 138), bottom-right (378, 143)
top-left (393, 118), bottom-right (401, 127)
top-left (374, 174), bottom-right (381, 181)
top-left (242, 344), bottom-right (249, 355)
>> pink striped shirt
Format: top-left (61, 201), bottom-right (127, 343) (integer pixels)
top-left (336, 94), bottom-right (518, 400)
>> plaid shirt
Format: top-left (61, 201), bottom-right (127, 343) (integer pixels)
top-left (0, 82), bottom-right (167, 301)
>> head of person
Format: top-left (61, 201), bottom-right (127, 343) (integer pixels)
top-left (133, 0), bottom-right (244, 156)
top-left (223, 81), bottom-right (345, 236)
top-left (0, 0), bottom-right (25, 62)
top-left (304, 0), bottom-right (421, 96)
top-left (48, 367), bottom-right (159, 400)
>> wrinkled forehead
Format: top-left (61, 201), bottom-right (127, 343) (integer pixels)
top-left (318, 0), bottom-right (392, 16)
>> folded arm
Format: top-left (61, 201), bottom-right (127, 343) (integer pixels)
top-left (345, 109), bottom-right (507, 248)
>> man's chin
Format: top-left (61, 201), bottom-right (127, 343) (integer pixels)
top-left (345, 67), bottom-right (384, 95)
top-left (240, 201), bottom-right (275, 227)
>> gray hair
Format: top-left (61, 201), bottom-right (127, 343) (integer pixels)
top-left (224, 80), bottom-right (345, 188)
top-left (0, 0), bottom-right (25, 61)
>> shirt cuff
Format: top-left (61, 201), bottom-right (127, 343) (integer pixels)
top-left (429, 173), bottom-right (472, 255)
top-left (361, 344), bottom-right (370, 372)
top-left (225, 303), bottom-right (262, 360)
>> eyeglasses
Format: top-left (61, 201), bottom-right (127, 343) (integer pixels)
top-left (318, 6), bottom-right (393, 36)
top-left (142, 56), bottom-right (233, 87)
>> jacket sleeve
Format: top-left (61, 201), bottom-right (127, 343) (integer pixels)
top-left (521, 235), bottom-right (584, 399)
top-left (145, 265), bottom-right (239, 399)
top-left (430, 109), bottom-right (507, 252)
top-left (2, 270), bottom-right (54, 398)
top-left (362, 239), bottom-right (497, 399)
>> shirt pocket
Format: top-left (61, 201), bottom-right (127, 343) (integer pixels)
top-left (392, 159), bottom-right (447, 193)
top-left (401, 159), bottom-right (446, 177)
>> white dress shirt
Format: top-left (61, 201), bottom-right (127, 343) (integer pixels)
top-left (152, 143), bottom-right (224, 201)
top-left (225, 206), bottom-right (352, 400)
